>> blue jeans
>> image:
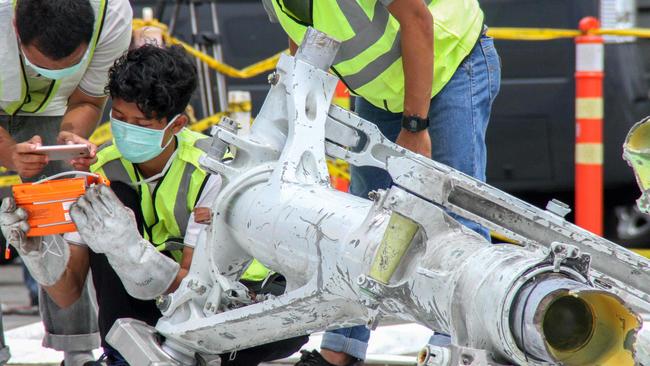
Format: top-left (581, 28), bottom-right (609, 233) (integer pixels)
top-left (321, 34), bottom-right (501, 359)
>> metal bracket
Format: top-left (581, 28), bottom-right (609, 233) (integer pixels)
top-left (106, 319), bottom-right (185, 366)
top-left (548, 242), bottom-right (591, 277)
top-left (545, 199), bottom-right (571, 218)
top-left (417, 344), bottom-right (508, 366)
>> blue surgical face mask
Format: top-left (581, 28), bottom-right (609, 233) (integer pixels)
top-left (110, 112), bottom-right (180, 163)
top-left (21, 45), bottom-right (89, 80)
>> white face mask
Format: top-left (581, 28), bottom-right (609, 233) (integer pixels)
top-left (21, 44), bottom-right (90, 80)
top-left (110, 112), bottom-right (180, 164)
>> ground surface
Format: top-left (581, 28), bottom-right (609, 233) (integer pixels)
top-left (0, 262), bottom-right (420, 366)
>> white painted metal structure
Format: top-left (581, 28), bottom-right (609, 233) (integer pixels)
top-left (107, 28), bottom-right (649, 366)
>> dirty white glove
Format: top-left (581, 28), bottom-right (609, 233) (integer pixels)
top-left (0, 197), bottom-right (69, 286)
top-left (70, 185), bottom-right (180, 300)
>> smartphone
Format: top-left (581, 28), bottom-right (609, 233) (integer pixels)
top-left (33, 144), bottom-right (91, 161)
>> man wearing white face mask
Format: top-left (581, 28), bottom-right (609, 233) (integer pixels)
top-left (0, 0), bottom-right (132, 178)
top-left (0, 0), bottom-right (132, 364)
top-left (1, 45), bottom-right (307, 365)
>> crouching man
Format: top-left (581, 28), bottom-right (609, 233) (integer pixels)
top-left (0, 45), bottom-right (306, 365)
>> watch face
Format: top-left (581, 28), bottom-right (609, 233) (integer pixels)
top-left (403, 116), bottom-right (428, 132)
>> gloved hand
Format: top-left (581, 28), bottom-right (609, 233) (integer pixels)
top-left (70, 184), bottom-right (180, 299)
top-left (0, 197), bottom-right (69, 286)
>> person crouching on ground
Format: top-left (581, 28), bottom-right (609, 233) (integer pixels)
top-left (0, 45), bottom-right (306, 366)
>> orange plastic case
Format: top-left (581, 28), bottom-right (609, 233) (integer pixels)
top-left (12, 175), bottom-right (110, 237)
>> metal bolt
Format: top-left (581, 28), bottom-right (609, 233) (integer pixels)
top-left (156, 295), bottom-right (171, 312)
top-left (268, 72), bottom-right (280, 85)
top-left (368, 191), bottom-right (380, 201)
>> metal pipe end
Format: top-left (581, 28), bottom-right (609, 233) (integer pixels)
top-left (511, 274), bottom-right (640, 365)
top-left (295, 27), bottom-right (341, 71)
top-left (543, 290), bottom-right (639, 365)
top-left (416, 344), bottom-right (450, 366)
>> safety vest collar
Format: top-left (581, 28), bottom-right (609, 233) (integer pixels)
top-left (0, 0), bottom-right (107, 115)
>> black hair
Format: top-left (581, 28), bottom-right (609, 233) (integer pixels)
top-left (16, 0), bottom-right (95, 60)
top-left (106, 45), bottom-right (198, 122)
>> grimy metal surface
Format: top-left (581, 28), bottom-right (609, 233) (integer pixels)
top-left (107, 28), bottom-right (644, 366)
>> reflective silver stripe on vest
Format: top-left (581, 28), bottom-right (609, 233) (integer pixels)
top-left (334, 0), bottom-right (433, 89)
top-left (342, 32), bottom-right (401, 90)
top-left (101, 160), bottom-right (132, 184)
top-left (334, 0), bottom-right (388, 64)
top-left (173, 162), bottom-right (197, 236)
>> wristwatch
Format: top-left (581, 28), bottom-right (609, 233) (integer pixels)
top-left (401, 114), bottom-right (430, 132)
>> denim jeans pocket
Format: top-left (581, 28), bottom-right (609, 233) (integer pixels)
top-left (479, 36), bottom-right (501, 101)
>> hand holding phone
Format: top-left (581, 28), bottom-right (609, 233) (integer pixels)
top-left (33, 144), bottom-right (91, 161)
top-left (57, 131), bottom-right (98, 171)
top-left (12, 135), bottom-right (48, 178)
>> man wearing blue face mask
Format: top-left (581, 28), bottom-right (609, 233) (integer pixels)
top-left (1, 45), bottom-right (307, 365)
top-left (0, 0), bottom-right (133, 364)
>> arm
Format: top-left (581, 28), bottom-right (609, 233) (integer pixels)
top-left (165, 246), bottom-right (194, 294)
top-left (388, 0), bottom-right (434, 157)
top-left (57, 89), bottom-right (104, 170)
top-left (0, 198), bottom-right (86, 308)
top-left (289, 38), bottom-right (298, 55)
top-left (43, 244), bottom-right (90, 308)
top-left (0, 131), bottom-right (48, 178)
top-left (57, 0), bottom-right (133, 163)
top-left (60, 88), bottom-right (107, 139)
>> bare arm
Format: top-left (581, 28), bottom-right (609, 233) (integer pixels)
top-left (60, 87), bottom-right (107, 139)
top-left (0, 130), bottom-right (49, 178)
top-left (389, 0), bottom-right (433, 117)
top-left (289, 38), bottom-right (298, 55)
top-left (0, 127), bottom-right (16, 169)
top-left (388, 0), bottom-right (434, 157)
top-left (44, 244), bottom-right (90, 308)
top-left (57, 87), bottom-right (104, 168)
top-left (165, 246), bottom-right (194, 294)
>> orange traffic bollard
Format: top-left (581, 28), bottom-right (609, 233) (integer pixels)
top-left (575, 16), bottom-right (604, 235)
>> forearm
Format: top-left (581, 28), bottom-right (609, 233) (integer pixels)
top-left (39, 241), bottom-right (89, 308)
top-left (400, 17), bottom-right (433, 117)
top-left (43, 266), bottom-right (86, 308)
top-left (60, 101), bottom-right (105, 139)
top-left (289, 38), bottom-right (298, 56)
top-left (166, 268), bottom-right (189, 294)
top-left (165, 247), bottom-right (194, 294)
top-left (0, 127), bottom-right (17, 170)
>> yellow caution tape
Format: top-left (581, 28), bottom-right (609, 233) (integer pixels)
top-left (228, 101), bottom-right (252, 113)
top-left (487, 27), bottom-right (650, 40)
top-left (132, 17), bottom-right (650, 85)
top-left (487, 28), bottom-right (581, 41)
top-left (633, 249), bottom-right (650, 258)
top-left (133, 18), bottom-right (286, 79)
top-left (594, 28), bottom-right (650, 38)
top-left (326, 159), bottom-right (350, 181)
top-left (189, 112), bottom-right (227, 133)
top-left (89, 122), bottom-right (112, 146)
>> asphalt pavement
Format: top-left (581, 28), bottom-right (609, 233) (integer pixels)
top-left (0, 262), bottom-right (40, 331)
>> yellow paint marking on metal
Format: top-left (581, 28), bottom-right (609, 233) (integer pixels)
top-left (575, 143), bottom-right (603, 165)
top-left (576, 98), bottom-right (603, 120)
top-left (369, 213), bottom-right (419, 284)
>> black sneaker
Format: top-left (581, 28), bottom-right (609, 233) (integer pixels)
top-left (294, 350), bottom-right (362, 366)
